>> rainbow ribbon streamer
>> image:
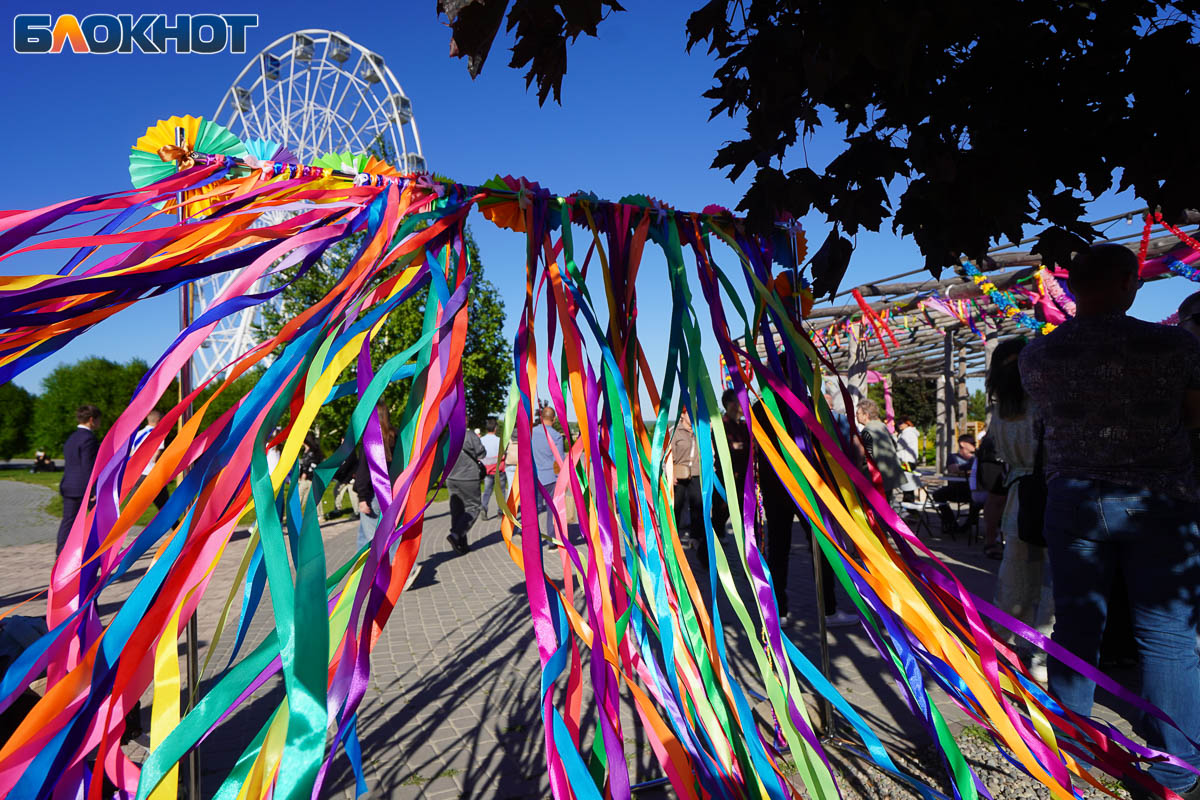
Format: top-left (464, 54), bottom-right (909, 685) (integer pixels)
top-left (961, 263), bottom-right (1055, 335)
top-left (0, 134), bottom-right (1194, 800)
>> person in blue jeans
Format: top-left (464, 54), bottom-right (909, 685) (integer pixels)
top-left (1021, 244), bottom-right (1200, 798)
top-left (355, 403), bottom-right (396, 552)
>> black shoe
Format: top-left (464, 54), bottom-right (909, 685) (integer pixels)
top-left (447, 533), bottom-right (469, 555)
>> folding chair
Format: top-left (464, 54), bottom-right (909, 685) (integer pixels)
top-left (898, 471), bottom-right (938, 539)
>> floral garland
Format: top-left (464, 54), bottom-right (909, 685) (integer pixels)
top-left (1166, 256), bottom-right (1200, 283)
top-left (1139, 212), bottom-right (1200, 280)
top-left (1039, 268), bottom-right (1077, 315)
top-left (962, 262), bottom-right (1056, 334)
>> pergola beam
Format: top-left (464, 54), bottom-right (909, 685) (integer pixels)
top-left (826, 319), bottom-right (1025, 373)
top-left (807, 228), bottom-right (1189, 322)
top-left (880, 346), bottom-right (989, 376)
top-left (894, 370), bottom-right (987, 380)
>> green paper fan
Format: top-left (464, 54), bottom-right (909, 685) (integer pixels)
top-left (314, 151), bottom-right (370, 174)
top-left (128, 115), bottom-right (247, 194)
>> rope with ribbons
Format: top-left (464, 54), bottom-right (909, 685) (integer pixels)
top-left (0, 132), bottom-right (1196, 800)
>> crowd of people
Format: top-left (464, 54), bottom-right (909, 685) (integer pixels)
top-left (1020, 247), bottom-right (1200, 799)
top-left (896, 248), bottom-right (1200, 798)
top-left (50, 392), bottom-right (564, 594)
top-left (660, 245), bottom-right (1200, 798)
top-left (40, 242), bottom-right (1200, 797)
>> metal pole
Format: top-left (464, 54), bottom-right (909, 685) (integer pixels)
top-left (175, 126), bottom-right (202, 800)
top-left (811, 528), bottom-right (835, 735)
top-left (630, 777), bottom-right (671, 793)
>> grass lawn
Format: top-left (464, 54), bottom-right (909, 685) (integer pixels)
top-left (0, 469), bottom-right (450, 528)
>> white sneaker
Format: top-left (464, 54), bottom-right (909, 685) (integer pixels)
top-left (824, 610), bottom-right (858, 628)
top-left (403, 564), bottom-right (421, 592)
top-left (1028, 653), bottom-right (1048, 684)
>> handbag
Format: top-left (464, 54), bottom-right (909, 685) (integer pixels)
top-left (975, 434), bottom-right (1008, 494)
top-left (1016, 422), bottom-right (1047, 546)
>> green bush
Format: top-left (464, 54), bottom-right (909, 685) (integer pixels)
top-left (32, 357), bottom-right (173, 455)
top-left (0, 383), bottom-right (34, 459)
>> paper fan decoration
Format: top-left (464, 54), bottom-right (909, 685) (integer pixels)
top-left (243, 138), bottom-right (297, 166)
top-left (313, 151), bottom-right (403, 179)
top-left (128, 115), bottom-right (246, 190)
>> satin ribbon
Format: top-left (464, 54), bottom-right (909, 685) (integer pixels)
top-left (0, 157), bottom-right (1196, 800)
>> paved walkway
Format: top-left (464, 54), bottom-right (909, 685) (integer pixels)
top-left (0, 477), bottom-right (60, 548)
top-left (0, 489), bottom-right (1143, 799)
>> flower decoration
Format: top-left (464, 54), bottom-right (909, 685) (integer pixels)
top-left (963, 262), bottom-right (1055, 334)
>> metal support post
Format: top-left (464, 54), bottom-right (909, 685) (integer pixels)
top-left (175, 126), bottom-right (202, 800)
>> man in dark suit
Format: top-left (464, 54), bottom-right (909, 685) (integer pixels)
top-left (57, 404), bottom-right (100, 554)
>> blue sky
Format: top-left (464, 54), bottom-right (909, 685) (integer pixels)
top-left (0, 1), bottom-right (1188, 401)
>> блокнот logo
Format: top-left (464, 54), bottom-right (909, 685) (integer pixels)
top-left (14, 14), bottom-right (258, 54)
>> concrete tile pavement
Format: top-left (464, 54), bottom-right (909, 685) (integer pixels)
top-left (0, 491), bottom-right (1145, 799)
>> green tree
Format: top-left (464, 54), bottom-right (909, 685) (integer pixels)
top-left (32, 357), bottom-right (166, 455)
top-left (256, 131), bottom-right (510, 450)
top-left (865, 381), bottom-right (886, 417)
top-left (461, 244), bottom-right (510, 429)
top-left (891, 378), bottom-right (936, 429)
top-left (968, 389), bottom-right (988, 422)
top-left (0, 383), bottom-right (34, 459)
top-left (442, 1), bottom-right (1200, 279)
top-left (255, 226), bottom-right (510, 452)
top-left (194, 366), bottom-right (267, 431)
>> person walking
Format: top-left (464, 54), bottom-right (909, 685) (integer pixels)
top-left (57, 404), bottom-right (100, 554)
top-left (446, 428), bottom-right (487, 555)
top-left (327, 448), bottom-right (359, 520)
top-left (297, 433), bottom-right (324, 520)
top-left (530, 405), bottom-right (566, 544)
top-left (1181, 290), bottom-right (1200, 479)
top-left (671, 407), bottom-right (703, 556)
top-left (711, 389), bottom-right (749, 541)
top-left (479, 418), bottom-right (505, 520)
top-left (502, 433), bottom-right (518, 516)
top-left (1022, 244), bottom-right (1200, 799)
top-left (355, 403), bottom-right (396, 551)
top-left (895, 416), bottom-right (921, 501)
top-left (855, 398), bottom-right (904, 506)
top-left (755, 401), bottom-right (856, 627)
top-left (986, 337), bottom-right (1052, 680)
top-left (130, 409), bottom-right (169, 511)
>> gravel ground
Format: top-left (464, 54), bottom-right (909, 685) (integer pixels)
top-left (812, 725), bottom-right (1125, 800)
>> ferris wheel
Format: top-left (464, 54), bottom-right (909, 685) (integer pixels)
top-left (195, 29), bottom-right (426, 382)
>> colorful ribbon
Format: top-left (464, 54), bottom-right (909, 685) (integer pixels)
top-left (0, 141), bottom-right (1195, 800)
